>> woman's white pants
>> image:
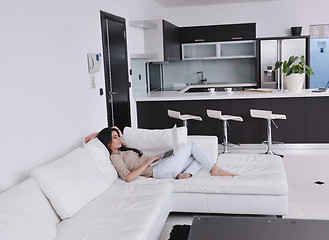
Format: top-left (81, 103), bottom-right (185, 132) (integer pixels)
top-left (153, 141), bottom-right (215, 179)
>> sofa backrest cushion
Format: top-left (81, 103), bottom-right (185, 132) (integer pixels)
top-left (0, 178), bottom-right (60, 240)
top-left (83, 138), bottom-right (118, 184)
top-left (123, 126), bottom-right (188, 156)
top-left (31, 147), bottom-right (110, 219)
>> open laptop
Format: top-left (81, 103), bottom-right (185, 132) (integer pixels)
top-left (150, 125), bottom-right (179, 166)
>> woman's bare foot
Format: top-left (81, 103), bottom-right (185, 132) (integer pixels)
top-left (176, 173), bottom-right (192, 179)
top-left (211, 165), bottom-right (238, 177)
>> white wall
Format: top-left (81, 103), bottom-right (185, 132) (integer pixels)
top-left (164, 0), bottom-right (329, 37)
top-left (0, 0), bottom-right (164, 192)
top-left (2, 0), bottom-right (327, 192)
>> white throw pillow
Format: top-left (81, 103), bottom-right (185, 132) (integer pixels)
top-left (31, 147), bottom-right (110, 219)
top-left (0, 178), bottom-right (60, 240)
top-left (123, 126), bottom-right (187, 156)
top-left (83, 138), bottom-right (118, 184)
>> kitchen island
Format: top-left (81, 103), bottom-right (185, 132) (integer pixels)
top-left (136, 89), bottom-right (329, 143)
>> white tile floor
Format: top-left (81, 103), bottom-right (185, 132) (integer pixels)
top-left (158, 144), bottom-right (329, 240)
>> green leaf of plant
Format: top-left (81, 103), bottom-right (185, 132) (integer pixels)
top-left (272, 55), bottom-right (314, 77)
top-left (305, 65), bottom-right (315, 77)
top-left (287, 56), bottom-right (298, 67)
top-left (273, 61), bottom-right (283, 72)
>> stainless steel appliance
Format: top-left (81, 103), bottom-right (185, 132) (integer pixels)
top-left (260, 37), bottom-right (308, 90)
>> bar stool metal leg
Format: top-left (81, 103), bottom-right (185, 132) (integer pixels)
top-left (265, 119), bottom-right (273, 155)
top-left (265, 119), bottom-right (284, 158)
top-left (250, 109), bottom-right (285, 158)
top-left (207, 109), bottom-right (243, 154)
top-left (222, 120), bottom-right (229, 154)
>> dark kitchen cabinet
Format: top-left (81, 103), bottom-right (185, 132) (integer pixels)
top-left (230, 98), bottom-right (272, 144)
top-left (179, 23), bottom-right (256, 43)
top-left (137, 96), bottom-right (329, 144)
top-left (163, 20), bottom-right (181, 61)
top-left (179, 25), bottom-right (220, 43)
top-left (220, 23), bottom-right (256, 41)
top-left (306, 97), bottom-right (329, 143)
top-left (137, 99), bottom-right (231, 136)
top-left (143, 19), bottom-right (181, 62)
top-left (230, 98), bottom-right (305, 144)
top-left (271, 98), bottom-right (306, 143)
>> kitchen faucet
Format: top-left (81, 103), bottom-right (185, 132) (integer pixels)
top-left (197, 71), bottom-right (207, 84)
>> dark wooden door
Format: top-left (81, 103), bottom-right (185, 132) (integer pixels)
top-left (100, 11), bottom-right (131, 131)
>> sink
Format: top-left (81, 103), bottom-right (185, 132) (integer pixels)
top-left (179, 83), bottom-right (257, 93)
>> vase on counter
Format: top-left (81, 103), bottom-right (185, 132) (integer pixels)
top-left (284, 73), bottom-right (305, 92)
top-left (291, 26), bottom-right (302, 36)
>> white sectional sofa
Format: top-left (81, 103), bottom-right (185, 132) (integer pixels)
top-left (0, 126), bottom-right (289, 240)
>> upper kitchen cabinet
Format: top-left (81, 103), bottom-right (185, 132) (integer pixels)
top-left (182, 40), bottom-right (256, 60)
top-left (220, 23), bottom-right (256, 41)
top-left (180, 23), bottom-right (256, 43)
top-left (162, 20), bottom-right (181, 61)
top-left (144, 19), bottom-right (181, 62)
top-left (180, 25), bottom-right (220, 43)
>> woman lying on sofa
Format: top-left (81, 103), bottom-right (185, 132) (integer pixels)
top-left (85, 127), bottom-right (237, 182)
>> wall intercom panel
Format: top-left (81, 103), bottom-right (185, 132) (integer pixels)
top-left (87, 53), bottom-right (102, 74)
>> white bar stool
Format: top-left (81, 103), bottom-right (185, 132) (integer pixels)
top-left (207, 109), bottom-right (243, 154)
top-left (250, 109), bottom-right (287, 158)
top-left (167, 110), bottom-right (202, 131)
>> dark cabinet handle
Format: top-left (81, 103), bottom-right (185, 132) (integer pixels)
top-left (194, 39), bottom-right (205, 42)
top-left (232, 37), bottom-right (242, 40)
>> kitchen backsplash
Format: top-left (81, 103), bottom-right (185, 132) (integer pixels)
top-left (159, 58), bottom-right (256, 90)
top-left (131, 58), bottom-right (257, 97)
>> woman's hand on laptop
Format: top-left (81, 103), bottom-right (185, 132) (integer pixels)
top-left (147, 156), bottom-right (161, 167)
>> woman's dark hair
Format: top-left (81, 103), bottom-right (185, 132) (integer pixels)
top-left (97, 127), bottom-right (143, 156)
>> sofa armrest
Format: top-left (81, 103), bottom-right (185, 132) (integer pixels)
top-left (187, 135), bottom-right (218, 162)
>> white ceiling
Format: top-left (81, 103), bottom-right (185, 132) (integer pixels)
top-left (153, 0), bottom-right (278, 8)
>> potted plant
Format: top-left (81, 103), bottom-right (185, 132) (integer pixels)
top-left (273, 55), bottom-right (314, 92)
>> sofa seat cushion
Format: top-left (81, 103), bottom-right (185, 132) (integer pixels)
top-left (115, 154), bottom-right (288, 196)
top-left (0, 178), bottom-right (60, 240)
top-left (172, 154), bottom-right (288, 195)
top-left (54, 182), bottom-right (172, 240)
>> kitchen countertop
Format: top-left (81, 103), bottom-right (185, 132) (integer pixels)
top-left (135, 89), bottom-right (329, 102)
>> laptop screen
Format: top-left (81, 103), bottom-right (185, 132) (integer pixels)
top-left (172, 124), bottom-right (179, 155)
